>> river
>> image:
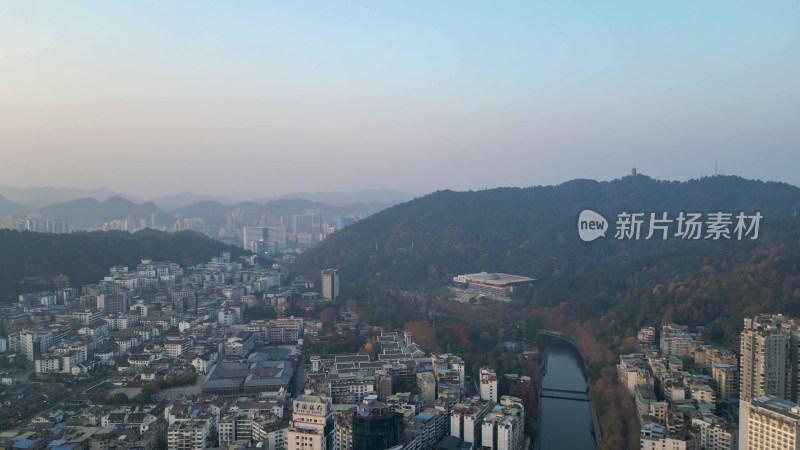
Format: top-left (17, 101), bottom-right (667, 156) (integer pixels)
top-left (539, 339), bottom-right (597, 450)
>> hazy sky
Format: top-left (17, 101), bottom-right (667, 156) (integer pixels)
top-left (2, 1), bottom-right (799, 200)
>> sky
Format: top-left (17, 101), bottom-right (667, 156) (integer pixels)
top-left (1, 1), bottom-right (799, 200)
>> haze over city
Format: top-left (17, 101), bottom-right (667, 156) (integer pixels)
top-left (5, 3), bottom-right (800, 449)
top-left (2, 1), bottom-right (799, 199)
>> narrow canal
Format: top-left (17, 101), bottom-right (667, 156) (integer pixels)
top-left (539, 338), bottom-right (597, 449)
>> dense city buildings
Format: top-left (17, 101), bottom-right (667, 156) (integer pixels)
top-left (618, 323), bottom-right (743, 449)
top-left (0, 241), bottom-right (533, 450)
top-left (13, 231), bottom-right (790, 450)
top-left (615, 314), bottom-right (800, 450)
top-left (243, 226), bottom-right (288, 253)
top-left (0, 251), bottom-right (307, 448)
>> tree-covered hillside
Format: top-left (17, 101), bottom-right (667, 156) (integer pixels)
top-left (294, 175), bottom-right (800, 347)
top-left (0, 228), bottom-right (248, 302)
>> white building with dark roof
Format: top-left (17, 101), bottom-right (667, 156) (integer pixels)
top-left (452, 272), bottom-right (535, 300)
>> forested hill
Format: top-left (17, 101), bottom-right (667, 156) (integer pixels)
top-left (294, 175), bottom-right (800, 347)
top-left (0, 229), bottom-right (248, 302)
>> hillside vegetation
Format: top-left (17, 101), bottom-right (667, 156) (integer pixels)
top-left (294, 175), bottom-right (800, 348)
top-left (0, 229), bottom-right (248, 302)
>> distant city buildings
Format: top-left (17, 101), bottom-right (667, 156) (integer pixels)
top-left (1, 214), bottom-right (69, 233)
top-left (174, 217), bottom-right (206, 233)
top-left (0, 199), bottom-right (373, 253)
top-left (243, 226), bottom-right (287, 253)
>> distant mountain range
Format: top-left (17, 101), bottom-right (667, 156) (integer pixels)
top-left (150, 192), bottom-right (232, 210)
top-left (0, 186), bottom-right (141, 208)
top-left (171, 198), bottom-right (401, 230)
top-left (1, 192), bottom-right (402, 231)
top-left (250, 190), bottom-right (415, 206)
top-left (0, 186), bottom-right (414, 213)
top-left (0, 194), bottom-right (29, 219)
top-left (35, 197), bottom-right (172, 230)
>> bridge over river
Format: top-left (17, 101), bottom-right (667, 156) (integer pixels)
top-left (540, 387), bottom-right (590, 402)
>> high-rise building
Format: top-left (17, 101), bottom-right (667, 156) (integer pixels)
top-left (740, 315), bottom-right (791, 402)
top-left (321, 269), bottom-right (339, 301)
top-left (480, 396), bottom-right (525, 450)
top-left (450, 397), bottom-right (494, 447)
top-left (243, 226), bottom-right (286, 252)
top-left (292, 214), bottom-right (314, 235)
top-left (20, 325), bottom-right (71, 361)
top-left (334, 407), bottom-right (355, 450)
top-left (351, 398), bottom-right (403, 450)
top-left (739, 396), bottom-right (800, 450)
top-left (97, 293), bottom-right (126, 314)
top-left (244, 227), bottom-right (269, 251)
top-left (416, 372), bottom-right (436, 407)
top-left (480, 367), bottom-right (498, 402)
top-left (267, 227), bottom-right (287, 251)
top-left (712, 363), bottom-right (739, 400)
top-left (288, 395), bottom-right (334, 450)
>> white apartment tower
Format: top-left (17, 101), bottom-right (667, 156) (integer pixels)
top-left (480, 367), bottom-right (498, 402)
top-left (321, 269), bottom-right (339, 301)
top-left (740, 315), bottom-right (791, 402)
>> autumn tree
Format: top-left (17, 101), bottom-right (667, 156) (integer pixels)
top-left (405, 321), bottom-right (437, 351)
top-left (453, 323), bottom-right (469, 345)
top-left (320, 308), bottom-right (335, 324)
